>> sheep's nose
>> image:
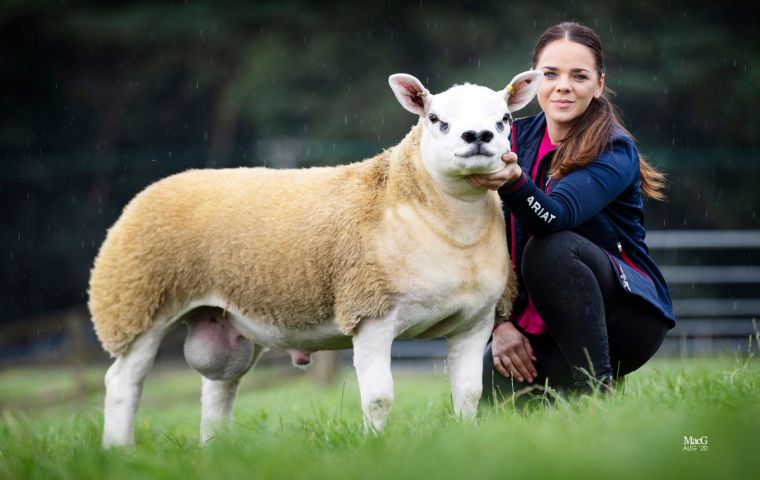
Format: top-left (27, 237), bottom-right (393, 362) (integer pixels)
top-left (461, 130), bottom-right (494, 144)
top-left (478, 130), bottom-right (494, 143)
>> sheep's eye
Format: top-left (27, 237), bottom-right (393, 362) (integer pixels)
top-left (440, 121), bottom-right (449, 134)
top-left (428, 114), bottom-right (439, 124)
top-left (496, 121), bottom-right (504, 133)
top-left (502, 113), bottom-right (513, 124)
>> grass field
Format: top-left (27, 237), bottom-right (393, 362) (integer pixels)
top-left (1, 354), bottom-right (758, 480)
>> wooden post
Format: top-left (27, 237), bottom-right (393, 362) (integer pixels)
top-left (311, 350), bottom-right (339, 386)
top-left (65, 309), bottom-right (89, 402)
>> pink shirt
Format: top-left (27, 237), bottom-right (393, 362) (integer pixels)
top-left (515, 127), bottom-right (556, 334)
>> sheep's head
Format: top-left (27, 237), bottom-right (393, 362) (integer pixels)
top-left (389, 71), bottom-right (542, 187)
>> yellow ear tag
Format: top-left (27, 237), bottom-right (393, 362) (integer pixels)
top-left (506, 83), bottom-right (516, 96)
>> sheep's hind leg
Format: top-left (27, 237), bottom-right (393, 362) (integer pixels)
top-left (446, 311), bottom-right (495, 420)
top-left (102, 321), bottom-right (168, 448)
top-left (183, 308), bottom-right (265, 443)
top-left (352, 315), bottom-right (396, 433)
top-left (200, 343), bottom-right (264, 444)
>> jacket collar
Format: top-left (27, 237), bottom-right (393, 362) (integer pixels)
top-left (513, 112), bottom-right (547, 172)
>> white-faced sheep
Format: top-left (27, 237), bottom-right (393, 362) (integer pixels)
top-left (89, 70), bottom-right (542, 447)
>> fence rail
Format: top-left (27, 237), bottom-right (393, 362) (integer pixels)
top-left (646, 230), bottom-right (760, 248)
top-left (648, 230), bottom-right (759, 354)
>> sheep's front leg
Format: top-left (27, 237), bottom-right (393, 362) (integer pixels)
top-left (446, 311), bottom-right (495, 420)
top-left (352, 315), bottom-right (396, 433)
top-left (103, 328), bottom-right (164, 447)
top-left (200, 343), bottom-right (264, 444)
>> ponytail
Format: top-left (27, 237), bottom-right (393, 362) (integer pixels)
top-left (549, 94), bottom-right (667, 201)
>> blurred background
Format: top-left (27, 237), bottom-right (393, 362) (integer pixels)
top-left (1, 0), bottom-right (758, 375)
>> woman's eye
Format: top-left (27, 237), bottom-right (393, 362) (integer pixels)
top-left (543, 71), bottom-right (556, 79)
top-left (428, 114), bottom-right (439, 123)
top-left (574, 74), bottom-right (588, 81)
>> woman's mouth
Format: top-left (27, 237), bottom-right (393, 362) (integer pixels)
top-left (552, 99), bottom-right (574, 108)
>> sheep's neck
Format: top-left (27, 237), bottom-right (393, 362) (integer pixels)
top-left (386, 127), bottom-right (497, 247)
top-left (415, 156), bottom-right (496, 247)
top-left (404, 191), bottom-right (497, 249)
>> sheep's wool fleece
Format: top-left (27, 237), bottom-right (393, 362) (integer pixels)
top-left (89, 123), bottom-right (515, 357)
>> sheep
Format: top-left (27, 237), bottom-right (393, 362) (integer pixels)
top-left (89, 70), bottom-right (543, 447)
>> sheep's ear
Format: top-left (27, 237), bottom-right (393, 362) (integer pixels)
top-left (389, 74), bottom-right (431, 116)
top-left (502, 70), bottom-right (543, 112)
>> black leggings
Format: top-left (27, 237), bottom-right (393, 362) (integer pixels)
top-left (483, 231), bottom-right (669, 397)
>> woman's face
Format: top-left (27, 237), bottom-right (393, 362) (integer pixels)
top-left (534, 38), bottom-right (605, 135)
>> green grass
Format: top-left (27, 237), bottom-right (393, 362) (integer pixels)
top-left (1, 356), bottom-right (758, 479)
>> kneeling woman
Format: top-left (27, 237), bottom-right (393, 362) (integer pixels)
top-left (469, 22), bottom-right (675, 397)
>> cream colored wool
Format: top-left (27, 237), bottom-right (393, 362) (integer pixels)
top-left (89, 122), bottom-right (516, 357)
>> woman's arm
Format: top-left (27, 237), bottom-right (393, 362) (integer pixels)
top-left (496, 139), bottom-right (639, 236)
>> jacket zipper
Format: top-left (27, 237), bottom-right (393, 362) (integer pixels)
top-left (613, 243), bottom-right (631, 291)
top-left (617, 242), bottom-right (653, 283)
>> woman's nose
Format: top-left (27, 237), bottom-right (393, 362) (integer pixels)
top-left (555, 76), bottom-right (571, 92)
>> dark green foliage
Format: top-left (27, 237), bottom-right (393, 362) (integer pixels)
top-left (1, 2), bottom-right (758, 322)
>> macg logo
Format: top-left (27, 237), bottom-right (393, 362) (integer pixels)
top-left (682, 435), bottom-right (709, 452)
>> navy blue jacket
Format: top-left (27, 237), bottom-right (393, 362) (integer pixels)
top-left (499, 112), bottom-right (675, 327)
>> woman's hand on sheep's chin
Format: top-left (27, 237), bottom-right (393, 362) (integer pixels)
top-left (466, 152), bottom-right (521, 191)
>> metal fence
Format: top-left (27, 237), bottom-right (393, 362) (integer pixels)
top-left (648, 230), bottom-right (760, 355)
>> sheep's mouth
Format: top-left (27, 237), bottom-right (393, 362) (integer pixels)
top-left (454, 148), bottom-right (495, 159)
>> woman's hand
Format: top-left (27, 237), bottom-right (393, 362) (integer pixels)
top-left (466, 152), bottom-right (522, 190)
top-left (492, 322), bottom-right (537, 383)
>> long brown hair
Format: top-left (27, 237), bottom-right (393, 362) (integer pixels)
top-left (532, 22), bottom-right (666, 200)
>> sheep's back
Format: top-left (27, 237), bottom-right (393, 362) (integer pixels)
top-left (89, 160), bottom-right (388, 356)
